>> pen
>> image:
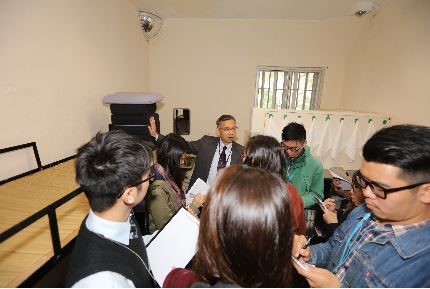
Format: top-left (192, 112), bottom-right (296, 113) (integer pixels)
top-left (302, 235), bottom-right (313, 249)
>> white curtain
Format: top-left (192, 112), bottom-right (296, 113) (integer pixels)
top-left (316, 116), bottom-right (334, 158)
top-left (345, 120), bottom-right (361, 162)
top-left (331, 119), bottom-right (347, 160)
top-left (363, 119), bottom-right (376, 145)
top-left (281, 114), bottom-right (290, 129)
top-left (308, 116), bottom-right (319, 153)
top-left (263, 113), bottom-right (280, 141)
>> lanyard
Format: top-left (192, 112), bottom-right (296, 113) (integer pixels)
top-left (332, 213), bottom-right (381, 273)
top-left (286, 166), bottom-right (296, 182)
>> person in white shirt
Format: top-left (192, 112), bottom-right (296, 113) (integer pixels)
top-left (65, 130), bottom-right (156, 288)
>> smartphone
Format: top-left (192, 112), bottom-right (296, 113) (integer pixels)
top-left (314, 195), bottom-right (327, 210)
top-left (292, 257), bottom-right (310, 271)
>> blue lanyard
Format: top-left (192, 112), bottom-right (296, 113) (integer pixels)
top-left (333, 213), bottom-right (381, 273)
top-left (286, 166), bottom-right (296, 182)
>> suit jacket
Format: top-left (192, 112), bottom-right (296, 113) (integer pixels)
top-left (156, 135), bottom-right (244, 190)
top-left (187, 135), bottom-right (244, 190)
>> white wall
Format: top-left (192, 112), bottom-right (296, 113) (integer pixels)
top-left (148, 17), bottom-right (369, 144)
top-left (0, 0), bottom-right (150, 180)
top-left (341, 0), bottom-right (430, 126)
top-left (2, 0), bottom-right (428, 180)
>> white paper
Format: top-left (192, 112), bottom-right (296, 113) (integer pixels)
top-left (329, 168), bottom-right (353, 191)
top-left (339, 181), bottom-right (352, 191)
top-left (146, 208), bottom-right (200, 286)
top-left (186, 178), bottom-right (210, 206)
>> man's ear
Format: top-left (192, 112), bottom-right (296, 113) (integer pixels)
top-left (121, 187), bottom-right (136, 205)
top-left (216, 127), bottom-right (221, 137)
top-left (419, 183), bottom-right (430, 204)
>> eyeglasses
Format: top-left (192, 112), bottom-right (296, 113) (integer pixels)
top-left (218, 126), bottom-right (238, 132)
top-left (280, 141), bottom-right (304, 153)
top-left (116, 173), bottom-right (155, 199)
top-left (353, 171), bottom-right (430, 199)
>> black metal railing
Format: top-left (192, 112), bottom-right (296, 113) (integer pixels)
top-left (0, 142), bottom-right (76, 185)
top-left (0, 187), bottom-right (84, 258)
top-left (0, 142), bottom-right (42, 185)
top-left (1, 142), bottom-right (83, 286)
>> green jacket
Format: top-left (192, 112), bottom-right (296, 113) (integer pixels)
top-left (285, 145), bottom-right (324, 208)
top-left (146, 180), bottom-right (182, 233)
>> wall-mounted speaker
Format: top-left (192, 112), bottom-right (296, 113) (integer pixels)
top-left (173, 108), bottom-right (190, 135)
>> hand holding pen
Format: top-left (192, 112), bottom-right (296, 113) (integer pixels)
top-left (302, 235), bottom-right (314, 249)
top-left (292, 234), bottom-right (311, 262)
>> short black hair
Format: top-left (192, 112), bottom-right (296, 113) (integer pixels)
top-left (244, 135), bottom-right (285, 178)
top-left (157, 133), bottom-right (190, 188)
top-left (282, 122), bottom-right (306, 142)
top-left (363, 124), bottom-right (430, 183)
top-left (216, 115), bottom-right (236, 127)
top-left (76, 130), bottom-right (152, 212)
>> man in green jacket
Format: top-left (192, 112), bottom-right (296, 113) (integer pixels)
top-left (282, 122), bottom-right (324, 208)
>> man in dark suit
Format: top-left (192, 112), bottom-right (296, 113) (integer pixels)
top-left (149, 115), bottom-right (244, 189)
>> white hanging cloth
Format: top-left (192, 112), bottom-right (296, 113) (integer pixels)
top-left (263, 113), bottom-right (281, 141)
top-left (307, 116), bottom-right (319, 154)
top-left (363, 118), bottom-right (376, 145)
top-left (316, 116), bottom-right (334, 158)
top-left (331, 118), bottom-right (347, 160)
top-left (296, 115), bottom-right (304, 125)
top-left (345, 119), bottom-right (361, 162)
top-left (281, 114), bottom-right (289, 129)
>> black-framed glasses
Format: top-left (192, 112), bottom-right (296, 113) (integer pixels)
top-left (116, 173), bottom-right (155, 199)
top-left (353, 171), bottom-right (430, 199)
top-left (280, 141), bottom-right (305, 153)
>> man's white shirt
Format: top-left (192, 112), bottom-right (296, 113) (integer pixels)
top-left (206, 140), bottom-right (233, 186)
top-left (71, 210), bottom-right (135, 288)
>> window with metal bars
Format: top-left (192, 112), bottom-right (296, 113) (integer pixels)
top-left (255, 67), bottom-right (324, 110)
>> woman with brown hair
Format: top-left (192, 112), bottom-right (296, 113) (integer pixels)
top-left (242, 134), bottom-right (306, 235)
top-left (163, 165), bottom-right (295, 287)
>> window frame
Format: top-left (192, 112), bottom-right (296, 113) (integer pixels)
top-left (254, 66), bottom-right (325, 110)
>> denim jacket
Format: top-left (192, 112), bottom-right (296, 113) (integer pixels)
top-left (309, 204), bottom-right (430, 287)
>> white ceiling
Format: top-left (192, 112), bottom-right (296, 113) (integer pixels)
top-left (130, 0), bottom-right (382, 20)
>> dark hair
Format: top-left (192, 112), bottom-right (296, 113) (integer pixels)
top-left (243, 135), bottom-right (285, 178)
top-left (157, 133), bottom-right (190, 188)
top-left (282, 122), bottom-right (306, 142)
top-left (194, 165), bottom-right (293, 287)
top-left (216, 115), bottom-right (236, 127)
top-left (363, 124), bottom-right (430, 183)
top-left (76, 130), bottom-right (152, 212)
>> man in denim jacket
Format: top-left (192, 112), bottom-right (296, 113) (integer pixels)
top-left (293, 125), bottom-right (430, 287)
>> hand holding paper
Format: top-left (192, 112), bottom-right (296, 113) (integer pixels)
top-left (186, 178), bottom-right (210, 206)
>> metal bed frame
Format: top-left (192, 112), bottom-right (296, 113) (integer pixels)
top-left (0, 142), bottom-right (83, 287)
